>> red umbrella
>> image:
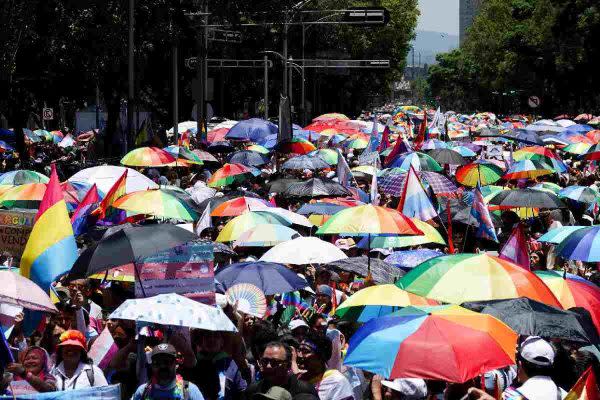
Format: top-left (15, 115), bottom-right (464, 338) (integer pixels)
top-left (208, 127), bottom-right (230, 143)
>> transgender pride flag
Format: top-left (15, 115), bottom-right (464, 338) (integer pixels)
top-left (397, 165), bottom-right (438, 221)
top-left (471, 184), bottom-right (498, 242)
top-left (88, 328), bottom-right (118, 369)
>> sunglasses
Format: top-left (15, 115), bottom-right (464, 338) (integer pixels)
top-left (259, 358), bottom-right (288, 368)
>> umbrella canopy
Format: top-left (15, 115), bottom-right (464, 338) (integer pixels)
top-left (267, 178), bottom-right (303, 194)
top-left (584, 143), bottom-right (600, 161)
top-left (502, 160), bottom-right (554, 180)
top-left (427, 148), bottom-right (467, 165)
top-left (110, 293), bottom-right (237, 331)
top-left (68, 224), bottom-right (197, 280)
top-left (316, 204), bottom-right (423, 236)
top-left (69, 166), bottom-right (158, 194)
top-left (379, 170), bottom-right (457, 196)
top-left (281, 155), bottom-right (330, 171)
top-left (260, 236), bottom-right (347, 264)
top-left (344, 305), bottom-right (517, 383)
top-left (512, 146), bottom-right (567, 173)
top-left (253, 207), bottom-right (313, 228)
top-left (163, 146), bottom-right (204, 165)
top-left (421, 139), bottom-right (448, 150)
top-left (449, 145), bottom-right (477, 157)
top-left (537, 226), bottom-right (586, 244)
top-left (227, 150), bottom-right (270, 167)
top-left (535, 271), bottom-right (600, 333)
top-left (555, 226), bottom-right (600, 262)
top-left (276, 138), bottom-right (316, 155)
top-left (0, 183), bottom-right (46, 209)
top-left (0, 271), bottom-right (57, 313)
top-left (216, 212), bottom-right (290, 242)
top-left (356, 218), bottom-right (445, 249)
top-left (210, 196), bottom-right (271, 217)
top-left (296, 202), bottom-right (348, 216)
top-left (0, 170), bottom-right (48, 185)
top-left (120, 147), bottom-right (176, 167)
top-left (397, 253), bottom-right (562, 307)
top-left (208, 163), bottom-right (258, 188)
top-left (207, 140), bottom-right (235, 154)
top-left (233, 224), bottom-right (301, 247)
top-left (531, 182), bottom-right (562, 194)
top-left (462, 298), bottom-right (599, 344)
top-left (384, 249), bottom-right (444, 269)
top-left (61, 181), bottom-right (105, 203)
top-left (112, 189), bottom-right (199, 221)
top-left (456, 162), bottom-right (504, 187)
top-left (326, 256), bottom-right (404, 284)
top-left (192, 149), bottom-right (219, 162)
top-left (335, 284), bottom-right (438, 322)
top-left (308, 149), bottom-right (338, 165)
top-left (225, 118), bottom-right (277, 142)
top-left (215, 261), bottom-right (308, 295)
top-left (489, 188), bottom-right (564, 209)
top-left (558, 186), bottom-right (599, 204)
top-left (246, 144), bottom-right (270, 154)
top-left (563, 142), bottom-right (592, 154)
top-left (313, 113), bottom-right (349, 121)
top-left (282, 178), bottom-right (350, 198)
top-left (501, 129), bottom-right (543, 145)
top-left (388, 152), bottom-right (443, 172)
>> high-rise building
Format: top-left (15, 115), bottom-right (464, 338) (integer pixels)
top-left (459, 0), bottom-right (484, 45)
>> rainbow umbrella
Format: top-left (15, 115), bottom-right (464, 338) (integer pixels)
top-left (0, 185), bottom-right (14, 197)
top-left (558, 185), bottom-right (599, 204)
top-left (33, 129), bottom-right (52, 141)
top-left (216, 211), bottom-right (291, 242)
top-left (208, 163), bottom-right (259, 188)
top-left (351, 165), bottom-right (378, 176)
top-left (344, 305), bottom-right (517, 382)
top-left (388, 152), bottom-right (443, 172)
top-left (233, 224), bottom-right (301, 247)
top-left (538, 226), bottom-right (586, 245)
top-left (535, 271), bottom-right (600, 333)
top-left (335, 284), bottom-right (438, 322)
top-left (316, 204), bottom-right (423, 236)
top-left (586, 130), bottom-right (600, 142)
top-left (0, 183), bottom-right (46, 209)
top-left (563, 142), bottom-right (592, 154)
top-left (313, 113), bottom-right (349, 121)
top-left (276, 138), bottom-right (316, 155)
top-left (0, 170), bottom-right (48, 185)
top-left (531, 182), bottom-right (562, 194)
top-left (50, 130), bottom-right (64, 143)
top-left (210, 196), bottom-right (272, 217)
top-left (120, 147), bottom-right (176, 167)
top-left (420, 139), bottom-right (448, 150)
top-left (357, 218), bottom-right (445, 249)
top-left (502, 160), bottom-right (554, 180)
top-left (345, 138), bottom-right (368, 149)
top-left (112, 189), bottom-right (198, 221)
top-left (456, 162), bottom-right (504, 187)
top-left (164, 145), bottom-right (204, 165)
top-left (555, 225), bottom-right (600, 262)
top-left (398, 253), bottom-right (562, 307)
top-left (309, 149), bottom-right (338, 165)
top-left (513, 146), bottom-right (567, 173)
top-left (246, 144), bottom-right (270, 154)
top-left (585, 143), bottom-right (600, 161)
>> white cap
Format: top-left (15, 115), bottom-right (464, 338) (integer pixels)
top-left (381, 378), bottom-right (427, 399)
top-left (519, 336), bottom-right (555, 366)
top-left (288, 319), bottom-right (309, 331)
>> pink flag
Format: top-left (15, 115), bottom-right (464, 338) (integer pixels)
top-left (88, 328), bottom-right (118, 370)
top-left (499, 223), bottom-right (530, 270)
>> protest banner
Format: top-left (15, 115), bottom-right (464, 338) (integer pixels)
top-left (0, 210), bottom-right (35, 264)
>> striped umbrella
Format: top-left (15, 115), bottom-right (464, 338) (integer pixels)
top-left (335, 284), bottom-right (438, 322)
top-left (448, 145), bottom-right (477, 157)
top-left (379, 170), bottom-right (457, 196)
top-left (216, 212), bottom-right (291, 242)
top-left (535, 271), bottom-right (600, 333)
top-left (558, 186), bottom-right (599, 204)
top-left (398, 253), bottom-right (562, 307)
top-left (586, 130), bottom-right (600, 143)
top-left (192, 149), bottom-right (219, 162)
top-left (164, 145), bottom-right (204, 165)
top-left (357, 218), bottom-right (446, 249)
top-left (233, 224), bottom-right (301, 247)
top-left (210, 196), bottom-right (272, 217)
top-left (585, 143), bottom-right (600, 161)
top-left (531, 182), bottom-right (562, 194)
top-left (120, 147), bottom-right (176, 167)
top-left (276, 138), bottom-right (316, 155)
top-left (388, 152), bottom-right (443, 172)
top-left (502, 160), bottom-right (554, 180)
top-left (308, 149), bottom-right (338, 165)
top-left (245, 144), bottom-right (270, 154)
top-left (420, 139), bottom-right (448, 150)
top-left (0, 183), bottom-right (47, 209)
top-left (538, 226), bottom-right (586, 244)
top-left (112, 189), bottom-right (199, 221)
top-left (563, 142), bottom-right (592, 155)
top-left (456, 162), bottom-right (504, 187)
top-left (555, 225), bottom-right (600, 262)
top-left (0, 170), bottom-right (48, 185)
top-left (345, 138), bottom-right (369, 149)
top-left (344, 305), bottom-right (517, 383)
top-left (513, 146), bottom-right (567, 173)
top-left (208, 163), bottom-right (259, 188)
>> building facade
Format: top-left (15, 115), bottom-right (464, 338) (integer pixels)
top-left (459, 0), bottom-right (484, 45)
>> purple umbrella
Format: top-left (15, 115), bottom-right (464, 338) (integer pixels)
top-left (214, 261), bottom-right (308, 295)
top-left (384, 249), bottom-right (444, 269)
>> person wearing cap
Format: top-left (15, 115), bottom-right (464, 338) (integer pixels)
top-left (132, 343), bottom-right (204, 400)
top-left (254, 386), bottom-right (293, 400)
top-left (50, 329), bottom-right (108, 390)
top-left (502, 336), bottom-right (566, 400)
top-left (377, 377), bottom-right (427, 399)
top-left (289, 320), bottom-right (309, 343)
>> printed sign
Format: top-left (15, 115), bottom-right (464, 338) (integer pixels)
top-left (135, 241), bottom-right (215, 305)
top-left (0, 210), bottom-right (35, 261)
top-left (528, 96), bottom-right (540, 108)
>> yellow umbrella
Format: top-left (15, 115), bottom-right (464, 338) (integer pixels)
top-left (216, 212), bottom-right (291, 242)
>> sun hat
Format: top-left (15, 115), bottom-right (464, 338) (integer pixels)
top-left (57, 330), bottom-right (87, 351)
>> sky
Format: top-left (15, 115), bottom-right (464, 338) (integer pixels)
top-left (417, 0), bottom-right (459, 36)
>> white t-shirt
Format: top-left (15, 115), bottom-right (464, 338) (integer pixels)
top-left (505, 376), bottom-right (566, 400)
top-left (317, 369), bottom-right (355, 400)
top-left (51, 362), bottom-right (108, 390)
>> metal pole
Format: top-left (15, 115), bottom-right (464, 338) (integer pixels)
top-left (127, 0), bottom-right (134, 151)
top-left (203, 3), bottom-right (208, 133)
top-left (289, 57), bottom-right (293, 112)
top-left (172, 44), bottom-right (179, 140)
top-left (95, 83), bottom-right (100, 130)
top-left (301, 25), bottom-right (306, 125)
top-left (264, 55), bottom-right (269, 120)
top-left (283, 12), bottom-right (288, 97)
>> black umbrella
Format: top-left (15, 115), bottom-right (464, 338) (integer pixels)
top-left (462, 297), bottom-right (600, 344)
top-left (489, 188), bottom-right (565, 209)
top-left (67, 224), bottom-right (197, 280)
top-left (207, 141), bottom-right (235, 153)
top-left (453, 207), bottom-right (502, 227)
top-left (501, 129), bottom-right (544, 145)
top-left (427, 148), bottom-right (467, 165)
top-left (227, 150), bottom-right (269, 167)
top-left (326, 256), bottom-right (404, 284)
top-left (281, 155), bottom-right (330, 171)
top-left (283, 178), bottom-right (350, 198)
top-left (296, 202), bottom-right (348, 215)
top-left (267, 178), bottom-right (303, 193)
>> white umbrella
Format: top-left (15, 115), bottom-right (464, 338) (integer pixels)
top-left (251, 207), bottom-right (313, 227)
top-left (555, 119), bottom-right (576, 127)
top-left (0, 271), bottom-right (57, 313)
top-left (69, 166), bottom-right (158, 194)
top-left (109, 293), bottom-right (237, 332)
top-left (167, 121), bottom-right (198, 135)
top-left (185, 182), bottom-right (217, 205)
top-left (260, 236), bottom-right (348, 265)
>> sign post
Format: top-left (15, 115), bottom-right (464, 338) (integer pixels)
top-left (528, 95), bottom-right (540, 109)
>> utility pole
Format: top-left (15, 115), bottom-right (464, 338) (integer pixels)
top-left (301, 26), bottom-right (306, 125)
top-left (289, 57), bottom-right (293, 112)
top-left (127, 0), bottom-right (135, 151)
top-left (282, 10), bottom-right (289, 98)
top-left (172, 44), bottom-right (179, 140)
top-left (264, 55), bottom-right (269, 120)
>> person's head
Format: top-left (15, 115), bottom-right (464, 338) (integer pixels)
top-left (57, 330), bottom-right (88, 367)
top-left (21, 347), bottom-right (49, 377)
top-left (296, 333), bottom-right (332, 380)
top-left (259, 342), bottom-right (292, 385)
top-left (68, 279), bottom-right (92, 298)
top-left (150, 343), bottom-right (178, 386)
top-left (381, 378), bottom-right (427, 400)
top-left (193, 329), bottom-right (224, 355)
top-left (517, 336), bottom-right (555, 382)
top-left (308, 314), bottom-right (328, 334)
top-left (288, 319), bottom-right (309, 341)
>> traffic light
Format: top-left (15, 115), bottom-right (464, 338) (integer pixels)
top-left (342, 7), bottom-right (390, 26)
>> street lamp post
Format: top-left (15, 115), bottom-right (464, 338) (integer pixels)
top-left (127, 0), bottom-right (135, 151)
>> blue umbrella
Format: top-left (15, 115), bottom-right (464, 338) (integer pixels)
top-left (384, 249), bottom-right (444, 269)
top-left (258, 134), bottom-right (278, 149)
top-left (293, 129), bottom-right (320, 142)
top-left (0, 141), bottom-right (14, 151)
top-left (296, 202), bottom-right (348, 215)
top-left (214, 261), bottom-right (308, 294)
top-left (538, 226), bottom-right (586, 245)
top-left (556, 226), bottom-right (600, 262)
top-left (501, 129), bottom-right (544, 145)
top-left (558, 186), bottom-right (599, 204)
top-left (225, 118), bottom-right (278, 142)
top-left (227, 150), bottom-right (270, 167)
top-left (565, 124), bottom-right (592, 134)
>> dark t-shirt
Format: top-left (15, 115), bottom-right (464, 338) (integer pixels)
top-left (245, 375), bottom-right (319, 400)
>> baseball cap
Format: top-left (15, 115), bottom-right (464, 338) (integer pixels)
top-left (289, 319), bottom-right (309, 331)
top-left (254, 386), bottom-right (292, 400)
top-left (381, 378), bottom-right (427, 399)
top-left (317, 285), bottom-right (333, 297)
top-left (150, 343), bottom-right (177, 360)
top-left (519, 336), bottom-right (555, 366)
